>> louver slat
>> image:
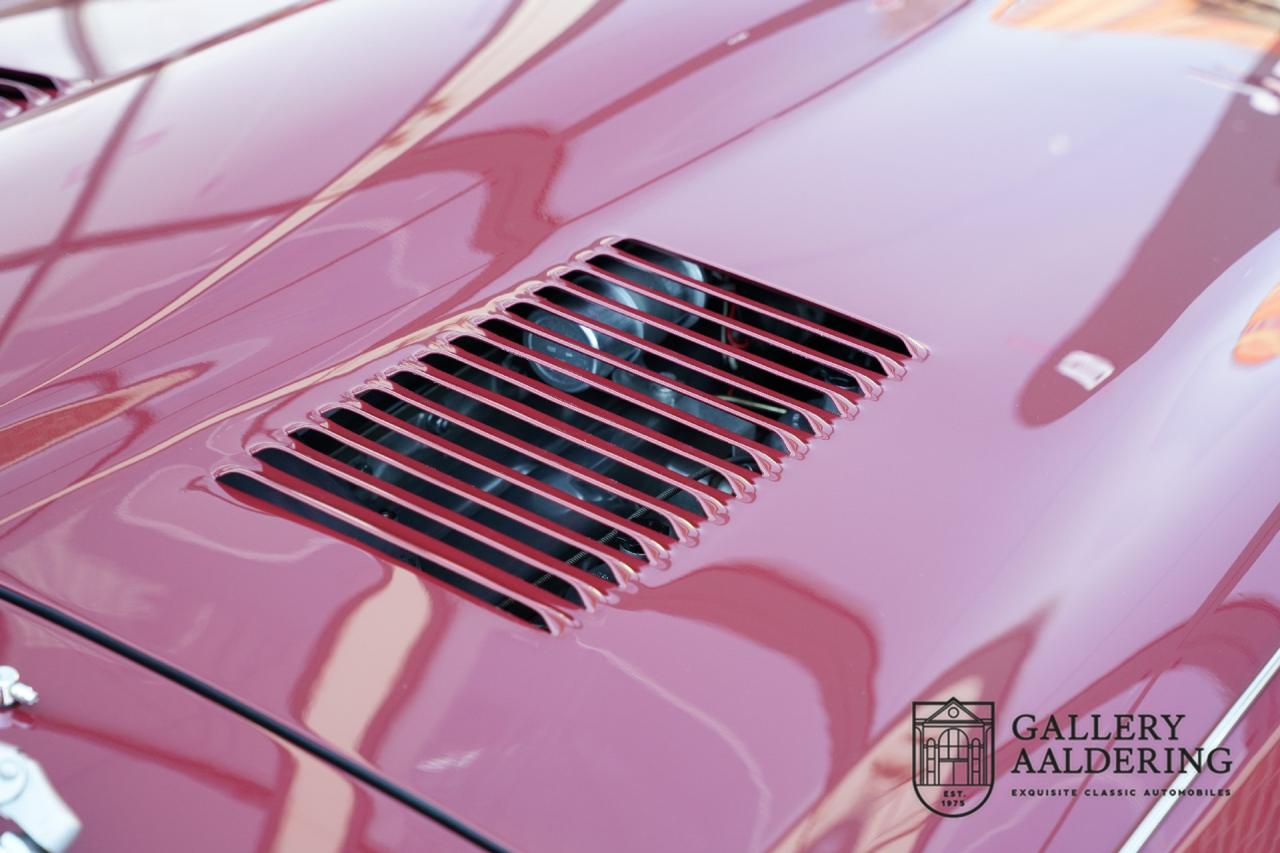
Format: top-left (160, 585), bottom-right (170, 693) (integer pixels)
top-left (435, 347), bottom-right (758, 496)
top-left (376, 370), bottom-right (703, 537)
top-left (460, 327), bottom-right (788, 475)
top-left (0, 81), bottom-right (49, 109)
top-left (517, 290), bottom-right (841, 435)
top-left (218, 237), bottom-right (924, 630)
top-left (223, 468), bottom-right (576, 632)
top-left (599, 239), bottom-right (927, 362)
top-left (529, 278), bottom-right (859, 416)
top-left (344, 401), bottom-right (677, 559)
top-left (489, 312), bottom-right (811, 454)
top-left (569, 262), bottom-right (895, 393)
top-left (314, 412), bottom-right (644, 582)
top-left (0, 67), bottom-right (69, 122)
top-left (399, 356), bottom-right (727, 514)
top-left (272, 439), bottom-right (613, 603)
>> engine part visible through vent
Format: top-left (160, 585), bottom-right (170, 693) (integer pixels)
top-left (217, 237), bottom-right (927, 632)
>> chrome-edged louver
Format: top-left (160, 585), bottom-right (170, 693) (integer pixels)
top-left (217, 237), bottom-right (926, 632)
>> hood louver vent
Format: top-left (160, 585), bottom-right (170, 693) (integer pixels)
top-left (217, 238), bottom-right (926, 632)
top-left (0, 67), bottom-right (69, 121)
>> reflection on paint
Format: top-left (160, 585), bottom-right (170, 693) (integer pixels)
top-left (266, 742), bottom-right (353, 853)
top-left (1235, 282), bottom-right (1280, 364)
top-left (992, 0), bottom-right (1280, 49)
top-left (10, 0), bottom-right (601, 409)
top-left (1055, 349), bottom-right (1114, 391)
top-left (770, 676), bottom-right (985, 853)
top-left (301, 569), bottom-right (431, 750)
top-left (0, 367), bottom-right (197, 470)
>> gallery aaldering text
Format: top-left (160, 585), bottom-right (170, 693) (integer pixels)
top-left (1009, 713), bottom-right (1232, 775)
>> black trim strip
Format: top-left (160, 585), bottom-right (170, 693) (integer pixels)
top-left (0, 586), bottom-right (509, 853)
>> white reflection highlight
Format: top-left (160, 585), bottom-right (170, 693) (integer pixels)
top-left (1056, 350), bottom-right (1114, 391)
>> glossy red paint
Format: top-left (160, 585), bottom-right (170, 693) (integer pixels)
top-left (0, 599), bottom-right (473, 850)
top-left (1, 0), bottom-right (1279, 850)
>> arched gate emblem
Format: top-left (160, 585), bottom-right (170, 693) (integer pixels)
top-left (912, 698), bottom-right (995, 817)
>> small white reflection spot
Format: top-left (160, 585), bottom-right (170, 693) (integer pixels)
top-left (1056, 350), bottom-right (1114, 391)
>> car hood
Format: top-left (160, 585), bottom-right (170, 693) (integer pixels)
top-left (0, 597), bottom-right (474, 850)
top-left (2, 1), bottom-right (1280, 850)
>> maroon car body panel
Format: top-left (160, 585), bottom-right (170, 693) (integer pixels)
top-left (0, 599), bottom-right (473, 851)
top-left (1, 0), bottom-right (1279, 850)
